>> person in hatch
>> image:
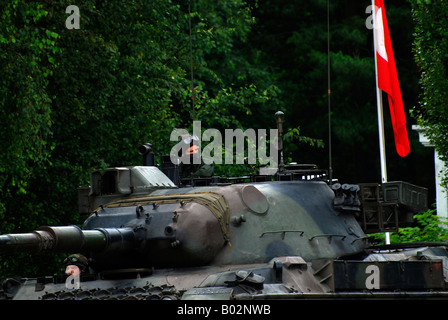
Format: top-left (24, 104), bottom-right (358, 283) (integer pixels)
top-left (178, 134), bottom-right (214, 180)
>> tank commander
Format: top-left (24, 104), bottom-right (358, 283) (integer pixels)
top-left (178, 134), bottom-right (214, 181)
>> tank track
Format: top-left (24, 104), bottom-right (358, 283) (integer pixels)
top-left (39, 284), bottom-right (181, 300)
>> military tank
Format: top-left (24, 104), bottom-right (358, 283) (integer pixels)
top-left (1, 112), bottom-right (447, 300)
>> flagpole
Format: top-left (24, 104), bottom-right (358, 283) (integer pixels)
top-left (372, 0), bottom-right (390, 244)
top-left (372, 0), bottom-right (388, 184)
top-left (375, 88), bottom-right (388, 184)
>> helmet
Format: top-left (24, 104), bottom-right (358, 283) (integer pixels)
top-left (181, 134), bottom-right (199, 145)
top-left (63, 254), bottom-right (88, 271)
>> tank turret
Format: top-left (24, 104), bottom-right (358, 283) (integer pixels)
top-left (0, 177), bottom-right (369, 271)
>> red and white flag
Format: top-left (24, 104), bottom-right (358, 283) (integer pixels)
top-left (374, 0), bottom-right (410, 157)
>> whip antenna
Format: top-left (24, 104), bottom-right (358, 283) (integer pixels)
top-left (188, 0), bottom-right (195, 120)
top-left (327, 0), bottom-right (333, 185)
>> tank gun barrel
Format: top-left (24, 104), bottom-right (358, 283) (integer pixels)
top-left (0, 226), bottom-right (136, 254)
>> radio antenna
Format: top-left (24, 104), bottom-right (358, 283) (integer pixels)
top-left (327, 0), bottom-right (333, 185)
top-left (188, 0), bottom-right (195, 121)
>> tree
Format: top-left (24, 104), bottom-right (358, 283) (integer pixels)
top-left (0, 0), bottom-right (280, 278)
top-left (408, 0), bottom-right (448, 189)
top-left (0, 1), bottom-right (55, 225)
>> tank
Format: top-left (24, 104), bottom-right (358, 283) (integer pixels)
top-left (1, 113), bottom-right (447, 301)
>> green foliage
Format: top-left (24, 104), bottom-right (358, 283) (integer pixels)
top-left (284, 126), bottom-right (325, 149)
top-left (408, 0), bottom-right (448, 188)
top-left (0, 0), bottom-right (280, 278)
top-left (370, 207), bottom-right (448, 245)
top-left (0, 1), bottom-right (55, 212)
